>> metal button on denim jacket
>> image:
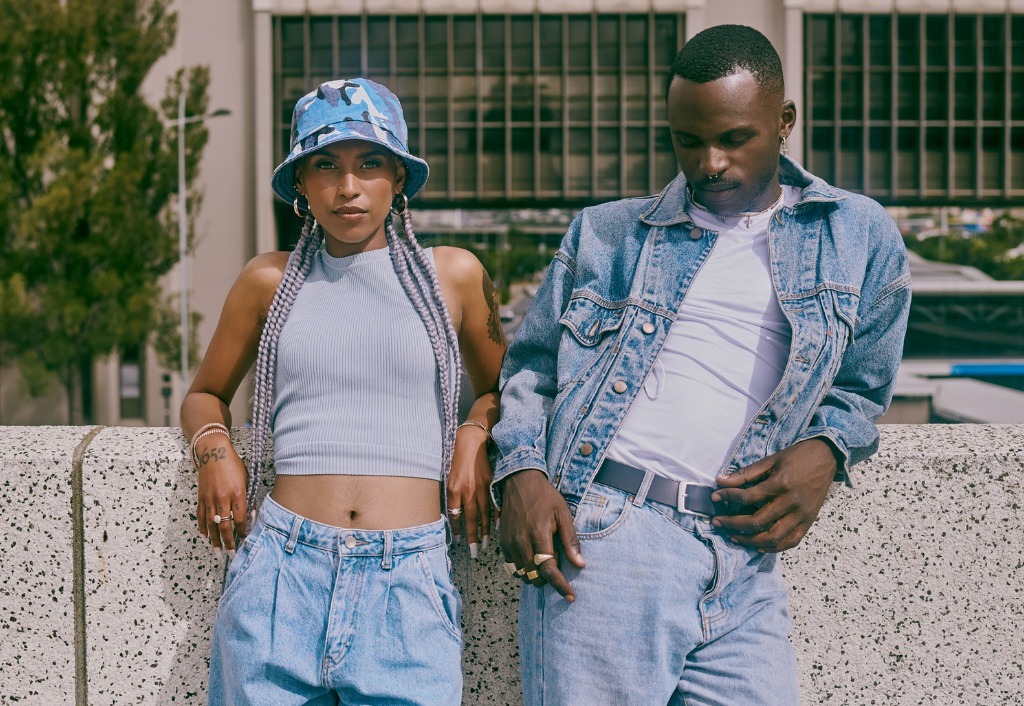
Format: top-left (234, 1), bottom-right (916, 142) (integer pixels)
top-left (491, 157), bottom-right (912, 506)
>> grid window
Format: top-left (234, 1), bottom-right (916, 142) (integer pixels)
top-left (274, 12), bottom-right (683, 221)
top-left (539, 17), bottom-right (562, 69)
top-left (366, 19), bottom-right (390, 73)
top-left (424, 17), bottom-right (447, 71)
top-left (310, 17), bottom-right (333, 73)
top-left (510, 16), bottom-right (533, 71)
top-left (805, 12), bottom-right (1024, 204)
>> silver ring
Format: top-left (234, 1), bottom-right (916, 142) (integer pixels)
top-left (448, 507), bottom-right (463, 517)
top-left (212, 512), bottom-right (233, 524)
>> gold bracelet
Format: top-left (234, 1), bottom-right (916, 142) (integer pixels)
top-left (457, 419), bottom-right (491, 441)
top-left (189, 422), bottom-right (230, 468)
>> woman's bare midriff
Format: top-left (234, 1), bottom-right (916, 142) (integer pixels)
top-left (271, 474), bottom-right (442, 529)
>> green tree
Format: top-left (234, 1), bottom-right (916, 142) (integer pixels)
top-left (0, 0), bottom-right (209, 423)
top-left (904, 215), bottom-right (1024, 281)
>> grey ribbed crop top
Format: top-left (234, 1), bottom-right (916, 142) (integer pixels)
top-left (271, 246), bottom-right (444, 479)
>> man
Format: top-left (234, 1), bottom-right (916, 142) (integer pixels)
top-left (491, 24), bottom-right (911, 706)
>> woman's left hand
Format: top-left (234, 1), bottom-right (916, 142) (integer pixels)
top-left (447, 422), bottom-right (496, 559)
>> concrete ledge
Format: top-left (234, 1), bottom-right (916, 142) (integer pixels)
top-left (787, 424), bottom-right (1024, 702)
top-left (0, 427), bottom-right (88, 705)
top-left (1, 424), bottom-right (1022, 704)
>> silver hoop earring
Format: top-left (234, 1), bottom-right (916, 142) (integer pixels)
top-left (391, 192), bottom-right (409, 215)
top-left (293, 197), bottom-right (303, 218)
top-left (780, 137), bottom-right (788, 156)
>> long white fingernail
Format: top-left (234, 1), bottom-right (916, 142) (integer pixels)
top-left (214, 547), bottom-right (223, 558)
top-left (481, 535), bottom-right (489, 551)
top-left (469, 543), bottom-right (478, 560)
top-left (227, 549), bottom-right (236, 560)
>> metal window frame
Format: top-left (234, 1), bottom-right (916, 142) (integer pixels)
top-left (803, 10), bottom-right (1023, 206)
top-left (271, 12), bottom-right (684, 209)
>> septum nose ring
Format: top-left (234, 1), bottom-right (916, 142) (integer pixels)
top-left (708, 171), bottom-right (721, 181)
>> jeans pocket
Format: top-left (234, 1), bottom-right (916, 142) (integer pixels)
top-left (572, 490), bottom-right (633, 540)
top-left (415, 550), bottom-right (463, 640)
top-left (219, 522), bottom-right (268, 601)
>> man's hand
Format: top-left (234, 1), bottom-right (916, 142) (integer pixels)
top-left (710, 438), bottom-right (838, 553)
top-left (498, 469), bottom-right (585, 602)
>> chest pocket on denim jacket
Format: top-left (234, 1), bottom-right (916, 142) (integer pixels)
top-left (556, 295), bottom-right (625, 391)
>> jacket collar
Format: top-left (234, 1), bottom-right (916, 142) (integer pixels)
top-left (639, 155), bottom-right (845, 227)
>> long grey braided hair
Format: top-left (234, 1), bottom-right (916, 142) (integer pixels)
top-left (245, 202), bottom-right (463, 509)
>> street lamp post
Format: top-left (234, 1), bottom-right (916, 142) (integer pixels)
top-left (172, 99), bottom-right (230, 398)
top-left (178, 93), bottom-right (187, 401)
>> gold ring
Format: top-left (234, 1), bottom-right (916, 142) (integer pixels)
top-left (532, 553), bottom-right (555, 565)
top-left (212, 512), bottom-right (233, 524)
top-left (513, 567), bottom-right (527, 578)
top-left (525, 569), bottom-right (540, 581)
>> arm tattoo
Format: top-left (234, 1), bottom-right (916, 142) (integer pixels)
top-left (482, 270), bottom-right (506, 345)
top-left (197, 445), bottom-right (228, 469)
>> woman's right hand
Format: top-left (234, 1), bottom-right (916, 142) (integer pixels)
top-left (195, 437), bottom-right (249, 555)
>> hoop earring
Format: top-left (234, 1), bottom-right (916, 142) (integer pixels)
top-left (780, 136), bottom-right (788, 156)
top-left (293, 197), bottom-right (303, 218)
top-left (391, 192), bottom-right (409, 215)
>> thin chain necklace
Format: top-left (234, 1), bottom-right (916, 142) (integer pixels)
top-left (688, 187), bottom-right (785, 229)
top-left (738, 188), bottom-right (785, 229)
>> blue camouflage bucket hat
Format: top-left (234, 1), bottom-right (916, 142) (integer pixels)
top-left (271, 78), bottom-right (429, 209)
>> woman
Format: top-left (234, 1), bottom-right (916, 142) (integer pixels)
top-left (181, 78), bottom-right (505, 705)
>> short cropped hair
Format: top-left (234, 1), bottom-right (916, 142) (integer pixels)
top-left (666, 24), bottom-right (784, 100)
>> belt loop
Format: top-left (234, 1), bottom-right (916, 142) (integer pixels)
top-left (381, 530), bottom-right (394, 570)
top-left (284, 513), bottom-right (302, 554)
top-left (634, 471), bottom-right (654, 507)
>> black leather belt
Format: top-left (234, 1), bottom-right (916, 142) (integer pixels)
top-left (593, 458), bottom-right (730, 518)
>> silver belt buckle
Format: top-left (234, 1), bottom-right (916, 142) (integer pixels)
top-left (676, 482), bottom-right (710, 518)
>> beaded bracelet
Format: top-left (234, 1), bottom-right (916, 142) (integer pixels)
top-left (457, 419), bottom-right (492, 441)
top-left (189, 422), bottom-right (230, 469)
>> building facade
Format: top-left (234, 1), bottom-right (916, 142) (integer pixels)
top-left (3, 0), bottom-right (1022, 426)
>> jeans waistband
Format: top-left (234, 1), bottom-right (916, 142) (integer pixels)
top-left (256, 495), bottom-right (449, 557)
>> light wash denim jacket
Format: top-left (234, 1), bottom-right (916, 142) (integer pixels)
top-left (491, 157), bottom-right (911, 505)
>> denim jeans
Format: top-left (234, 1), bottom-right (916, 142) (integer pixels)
top-left (518, 475), bottom-right (798, 706)
top-left (208, 496), bottom-right (462, 706)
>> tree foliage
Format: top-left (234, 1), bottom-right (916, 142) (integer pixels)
top-left (904, 215), bottom-right (1024, 282)
top-left (0, 0), bottom-right (209, 423)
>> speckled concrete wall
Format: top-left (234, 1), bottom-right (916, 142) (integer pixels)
top-left (0, 427), bottom-right (90, 704)
top-left (1, 425), bottom-right (1021, 705)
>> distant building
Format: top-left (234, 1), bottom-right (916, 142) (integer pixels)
top-left (3, 0), bottom-right (1023, 426)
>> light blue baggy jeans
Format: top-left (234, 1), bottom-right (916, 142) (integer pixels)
top-left (208, 496), bottom-right (462, 706)
top-left (519, 474), bottom-right (799, 706)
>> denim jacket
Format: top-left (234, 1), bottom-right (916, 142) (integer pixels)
top-left (491, 157), bottom-right (911, 506)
